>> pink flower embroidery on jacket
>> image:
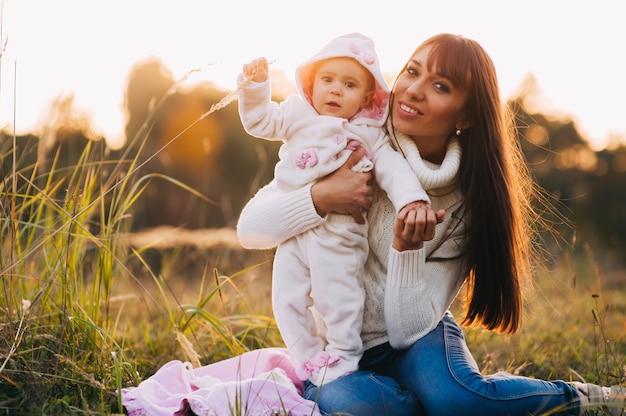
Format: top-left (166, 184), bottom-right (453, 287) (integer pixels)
top-left (345, 139), bottom-right (373, 160)
top-left (293, 149), bottom-right (318, 169)
top-left (295, 351), bottom-right (340, 381)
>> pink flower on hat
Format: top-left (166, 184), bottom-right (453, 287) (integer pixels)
top-left (349, 43), bottom-right (375, 65)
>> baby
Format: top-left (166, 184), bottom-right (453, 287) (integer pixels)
top-left (237, 32), bottom-right (433, 386)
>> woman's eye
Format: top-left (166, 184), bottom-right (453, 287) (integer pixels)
top-left (435, 82), bottom-right (450, 93)
top-left (345, 82), bottom-right (356, 88)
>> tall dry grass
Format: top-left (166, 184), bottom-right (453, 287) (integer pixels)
top-left (0, 74), bottom-right (282, 415)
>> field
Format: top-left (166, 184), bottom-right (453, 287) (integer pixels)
top-left (1, 141), bottom-right (625, 415)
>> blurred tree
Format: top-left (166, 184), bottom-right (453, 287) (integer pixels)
top-left (1, 95), bottom-right (111, 236)
top-left (0, 132), bottom-right (39, 181)
top-left (0, 133), bottom-right (39, 222)
top-left (120, 58), bottom-right (280, 230)
top-left (4, 62), bottom-right (625, 265)
top-left (37, 93), bottom-right (109, 173)
top-left (510, 75), bottom-right (626, 265)
top-left (122, 57), bottom-right (175, 156)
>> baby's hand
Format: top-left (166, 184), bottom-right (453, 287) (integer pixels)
top-left (242, 57), bottom-right (269, 83)
top-left (402, 201), bottom-right (445, 224)
top-left (392, 201), bottom-right (445, 251)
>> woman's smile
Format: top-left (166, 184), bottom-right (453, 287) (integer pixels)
top-left (399, 102), bottom-right (422, 116)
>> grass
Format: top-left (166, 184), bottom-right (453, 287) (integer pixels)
top-left (1, 85), bottom-right (624, 415)
top-left (0, 135), bottom-right (282, 414)
top-left (459, 252), bottom-right (626, 385)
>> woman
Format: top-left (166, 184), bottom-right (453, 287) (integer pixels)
top-left (237, 34), bottom-right (624, 415)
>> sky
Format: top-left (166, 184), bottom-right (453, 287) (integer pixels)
top-left (1, 0), bottom-right (625, 150)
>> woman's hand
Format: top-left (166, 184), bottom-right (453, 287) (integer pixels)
top-left (311, 147), bottom-right (373, 224)
top-left (393, 201), bottom-right (445, 251)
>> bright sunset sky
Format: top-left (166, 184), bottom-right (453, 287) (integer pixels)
top-left (1, 0), bottom-right (625, 150)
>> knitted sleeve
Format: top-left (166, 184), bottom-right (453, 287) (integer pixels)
top-left (236, 180), bottom-right (325, 249)
top-left (383, 220), bottom-right (467, 349)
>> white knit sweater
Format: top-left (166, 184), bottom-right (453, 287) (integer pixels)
top-left (237, 132), bottom-right (468, 350)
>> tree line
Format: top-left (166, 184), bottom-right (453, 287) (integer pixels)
top-left (1, 58), bottom-right (625, 267)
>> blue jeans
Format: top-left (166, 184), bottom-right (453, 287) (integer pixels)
top-left (304, 314), bottom-right (580, 416)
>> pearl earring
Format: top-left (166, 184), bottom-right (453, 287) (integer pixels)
top-left (455, 128), bottom-right (462, 136)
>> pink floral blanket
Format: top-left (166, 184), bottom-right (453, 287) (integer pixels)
top-left (121, 348), bottom-right (321, 416)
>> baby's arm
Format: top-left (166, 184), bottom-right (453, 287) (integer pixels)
top-left (242, 57), bottom-right (269, 83)
top-left (237, 57), bottom-right (295, 141)
top-left (365, 130), bottom-right (429, 210)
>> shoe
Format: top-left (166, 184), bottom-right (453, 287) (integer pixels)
top-left (607, 386), bottom-right (626, 416)
top-left (573, 382), bottom-right (625, 415)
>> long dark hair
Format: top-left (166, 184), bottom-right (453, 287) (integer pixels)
top-left (395, 34), bottom-right (544, 333)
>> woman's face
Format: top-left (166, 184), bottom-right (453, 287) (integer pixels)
top-left (392, 45), bottom-right (468, 153)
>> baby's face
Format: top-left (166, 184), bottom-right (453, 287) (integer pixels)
top-left (310, 58), bottom-right (373, 119)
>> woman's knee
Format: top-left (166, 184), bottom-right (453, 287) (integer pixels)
top-left (304, 371), bottom-right (423, 416)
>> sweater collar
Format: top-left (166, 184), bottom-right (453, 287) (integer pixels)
top-left (392, 127), bottom-right (461, 190)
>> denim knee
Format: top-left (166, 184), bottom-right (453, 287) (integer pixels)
top-left (304, 370), bottom-right (423, 416)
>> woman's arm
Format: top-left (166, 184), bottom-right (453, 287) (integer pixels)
top-left (236, 181), bottom-right (322, 249)
top-left (384, 241), bottom-right (466, 349)
top-left (384, 209), bottom-right (466, 349)
top-left (236, 148), bottom-right (374, 249)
